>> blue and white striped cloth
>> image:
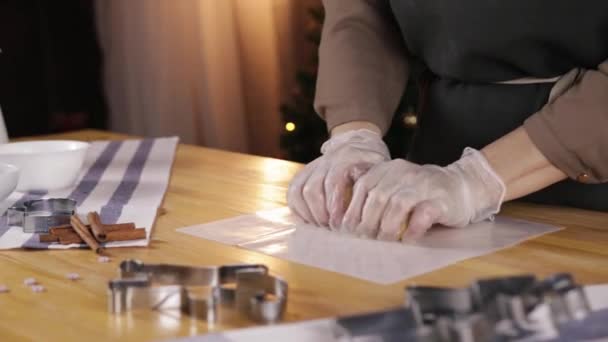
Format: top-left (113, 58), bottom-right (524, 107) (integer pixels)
top-left (0, 137), bottom-right (179, 249)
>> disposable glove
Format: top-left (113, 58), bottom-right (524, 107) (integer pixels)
top-left (341, 148), bottom-right (506, 241)
top-left (287, 129), bottom-right (390, 229)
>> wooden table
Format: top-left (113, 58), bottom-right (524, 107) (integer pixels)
top-left (1, 130), bottom-right (607, 341)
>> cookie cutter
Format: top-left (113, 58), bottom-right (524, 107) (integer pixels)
top-left (6, 198), bottom-right (76, 233)
top-left (108, 259), bottom-right (288, 324)
top-left (533, 273), bottom-right (591, 324)
top-left (471, 275), bottom-right (538, 329)
top-left (405, 273), bottom-right (593, 341)
top-left (407, 286), bottom-right (495, 341)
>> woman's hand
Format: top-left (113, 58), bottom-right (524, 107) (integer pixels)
top-left (341, 148), bottom-right (506, 241)
top-left (287, 128), bottom-right (390, 229)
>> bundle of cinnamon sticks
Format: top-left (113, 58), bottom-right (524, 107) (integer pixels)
top-left (39, 212), bottom-right (146, 254)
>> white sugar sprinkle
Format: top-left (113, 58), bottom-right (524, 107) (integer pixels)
top-left (0, 285), bottom-right (9, 293)
top-left (23, 278), bottom-right (37, 286)
top-left (97, 256), bottom-right (111, 263)
top-left (66, 273), bottom-right (80, 281)
top-left (31, 285), bottom-right (45, 293)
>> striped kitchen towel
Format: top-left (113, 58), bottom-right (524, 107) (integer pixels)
top-left (0, 137), bottom-right (179, 249)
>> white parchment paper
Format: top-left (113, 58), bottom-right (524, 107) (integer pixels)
top-left (178, 207), bottom-right (562, 284)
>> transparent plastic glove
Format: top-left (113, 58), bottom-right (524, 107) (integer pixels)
top-left (287, 129), bottom-right (390, 229)
top-left (341, 148), bottom-right (506, 241)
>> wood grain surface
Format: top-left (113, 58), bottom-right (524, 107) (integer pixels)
top-left (0, 130), bottom-right (606, 341)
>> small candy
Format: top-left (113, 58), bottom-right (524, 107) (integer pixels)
top-left (66, 273), bottom-right (80, 281)
top-left (0, 285), bottom-right (9, 293)
top-left (23, 278), bottom-right (37, 286)
top-left (31, 285), bottom-right (45, 293)
top-left (97, 256), bottom-right (111, 263)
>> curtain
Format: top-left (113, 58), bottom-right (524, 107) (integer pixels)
top-left (94, 0), bottom-right (303, 157)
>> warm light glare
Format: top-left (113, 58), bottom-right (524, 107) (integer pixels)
top-left (253, 160), bottom-right (294, 210)
top-left (259, 243), bottom-right (288, 255)
top-left (255, 207), bottom-right (294, 224)
top-left (404, 115), bottom-right (418, 127)
top-left (261, 159), bottom-right (291, 182)
top-left (285, 122), bottom-right (296, 132)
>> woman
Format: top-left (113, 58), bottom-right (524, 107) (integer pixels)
top-left (287, 1), bottom-right (608, 242)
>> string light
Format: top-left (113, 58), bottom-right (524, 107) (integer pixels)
top-left (403, 114), bottom-right (418, 127)
top-left (285, 122), bottom-right (296, 132)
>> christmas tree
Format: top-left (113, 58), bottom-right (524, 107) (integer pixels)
top-left (280, 5), bottom-right (420, 163)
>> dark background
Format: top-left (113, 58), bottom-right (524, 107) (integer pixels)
top-left (0, 0), bottom-right (416, 162)
top-left (0, 0), bottom-right (107, 138)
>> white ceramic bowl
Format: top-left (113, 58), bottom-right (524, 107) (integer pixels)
top-left (0, 163), bottom-right (19, 201)
top-left (0, 140), bottom-right (89, 192)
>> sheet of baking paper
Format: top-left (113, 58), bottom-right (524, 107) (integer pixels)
top-left (177, 207), bottom-right (562, 284)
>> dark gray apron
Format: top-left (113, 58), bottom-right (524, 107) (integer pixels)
top-left (389, 1), bottom-right (608, 211)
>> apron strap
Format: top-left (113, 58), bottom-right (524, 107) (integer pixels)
top-left (496, 57), bottom-right (607, 104)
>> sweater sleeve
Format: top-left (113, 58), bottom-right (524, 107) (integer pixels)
top-left (524, 60), bottom-right (608, 183)
top-left (314, 0), bottom-right (409, 134)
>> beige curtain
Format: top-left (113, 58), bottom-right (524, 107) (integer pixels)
top-left (95, 0), bottom-right (304, 157)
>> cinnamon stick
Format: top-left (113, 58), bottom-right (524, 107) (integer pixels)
top-left (104, 223), bottom-right (136, 232)
top-left (105, 228), bottom-right (146, 241)
top-left (41, 232), bottom-right (85, 244)
top-left (51, 223), bottom-right (135, 235)
top-left (50, 226), bottom-right (78, 236)
top-left (49, 224), bottom-right (72, 230)
top-left (70, 215), bottom-right (103, 254)
top-left (87, 212), bottom-right (107, 242)
top-left (44, 229), bottom-right (144, 244)
top-left (39, 234), bottom-right (59, 243)
top-left (59, 232), bottom-right (85, 245)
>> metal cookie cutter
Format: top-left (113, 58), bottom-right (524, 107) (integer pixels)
top-left (404, 273), bottom-right (597, 341)
top-left (407, 286), bottom-right (475, 325)
top-left (406, 286), bottom-right (495, 342)
top-left (534, 273), bottom-right (592, 324)
top-left (471, 275), bottom-right (537, 324)
top-left (470, 275), bottom-right (539, 338)
top-left (108, 259), bottom-right (288, 324)
top-left (7, 198), bottom-right (76, 233)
